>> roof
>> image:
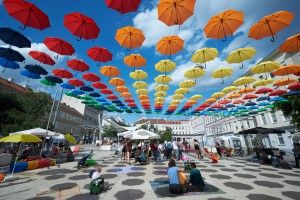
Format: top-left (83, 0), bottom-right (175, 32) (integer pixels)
top-left (0, 77), bottom-right (29, 94)
top-left (134, 118), bottom-right (166, 125)
top-left (165, 120), bottom-right (189, 124)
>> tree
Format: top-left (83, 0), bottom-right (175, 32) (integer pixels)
top-left (103, 125), bottom-right (118, 138)
top-left (273, 94), bottom-right (300, 129)
top-left (0, 90), bottom-right (52, 136)
top-left (160, 127), bottom-right (172, 143)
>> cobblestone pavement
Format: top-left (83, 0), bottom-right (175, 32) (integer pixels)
top-left (0, 147), bottom-right (299, 200)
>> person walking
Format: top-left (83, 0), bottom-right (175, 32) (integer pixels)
top-left (216, 141), bottom-right (222, 157)
top-left (166, 141), bottom-right (173, 159)
top-left (178, 139), bottom-right (183, 160)
top-left (292, 143), bottom-right (300, 168)
top-left (194, 139), bottom-right (202, 159)
top-left (172, 139), bottom-right (179, 160)
top-left (150, 141), bottom-right (158, 162)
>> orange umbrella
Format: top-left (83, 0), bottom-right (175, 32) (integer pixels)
top-left (140, 100), bottom-right (150, 104)
top-left (156, 35), bottom-right (184, 57)
top-left (238, 87), bottom-right (255, 94)
top-left (273, 78), bottom-right (297, 87)
top-left (272, 65), bottom-right (300, 76)
top-left (109, 78), bottom-right (125, 86)
top-left (115, 86), bottom-right (129, 93)
top-left (280, 33), bottom-right (300, 52)
top-left (157, 0), bottom-right (196, 27)
top-left (120, 92), bottom-right (132, 98)
top-left (124, 54), bottom-right (146, 68)
top-left (115, 26), bottom-right (145, 49)
top-left (204, 10), bottom-right (244, 41)
top-left (249, 11), bottom-right (295, 42)
top-left (205, 98), bottom-right (217, 103)
top-left (100, 66), bottom-right (120, 78)
top-left (227, 93), bottom-right (241, 99)
top-left (138, 95), bottom-right (149, 100)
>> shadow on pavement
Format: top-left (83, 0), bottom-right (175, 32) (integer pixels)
top-left (126, 172), bottom-right (145, 177)
top-left (208, 198), bottom-right (234, 200)
top-left (201, 169), bottom-right (218, 173)
top-left (44, 174), bottom-right (66, 180)
top-left (224, 182), bottom-right (253, 190)
top-left (122, 178), bottom-right (144, 186)
top-left (243, 168), bottom-right (262, 172)
top-left (69, 175), bottom-right (88, 180)
top-left (278, 172), bottom-right (300, 177)
top-left (230, 164), bottom-right (245, 167)
top-left (259, 173), bottom-right (284, 178)
top-left (253, 181), bottom-right (284, 188)
top-left (50, 182), bottom-right (77, 190)
top-left (100, 173), bottom-right (118, 179)
top-left (210, 174), bottom-right (231, 180)
top-left (284, 180), bottom-right (300, 186)
top-left (114, 189), bottom-right (145, 200)
top-left (247, 194), bottom-right (281, 200)
top-left (66, 193), bottom-right (100, 200)
top-left (26, 196), bottom-right (56, 200)
top-left (233, 173), bottom-right (256, 179)
top-left (36, 169), bottom-right (77, 176)
top-left (281, 191), bottom-right (300, 200)
top-left (220, 168), bottom-right (238, 172)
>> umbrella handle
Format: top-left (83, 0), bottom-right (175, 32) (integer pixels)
top-left (20, 25), bottom-right (26, 30)
top-left (221, 35), bottom-right (227, 42)
top-left (221, 79), bottom-right (225, 84)
top-left (270, 35), bottom-right (275, 42)
top-left (54, 54), bottom-right (59, 59)
top-left (76, 37), bottom-right (82, 41)
top-left (2, 68), bottom-right (5, 73)
top-left (97, 62), bottom-right (101, 66)
top-left (239, 63), bottom-right (244, 69)
top-left (168, 54), bottom-right (171, 59)
top-left (127, 48), bottom-right (131, 51)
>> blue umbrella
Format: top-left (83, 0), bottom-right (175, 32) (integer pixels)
top-left (102, 102), bottom-right (111, 106)
top-left (225, 104), bottom-right (236, 108)
top-left (20, 70), bottom-right (41, 83)
top-left (0, 28), bottom-right (31, 48)
top-left (80, 86), bottom-right (94, 92)
top-left (119, 106), bottom-right (127, 109)
top-left (248, 106), bottom-right (259, 110)
top-left (257, 96), bottom-right (270, 101)
top-left (71, 89), bottom-right (85, 95)
top-left (244, 101), bottom-right (257, 106)
top-left (0, 47), bottom-right (25, 62)
top-left (285, 90), bottom-right (300, 96)
top-left (258, 102), bottom-right (270, 106)
top-left (130, 106), bottom-right (139, 109)
top-left (230, 108), bottom-right (238, 113)
top-left (112, 100), bottom-right (122, 104)
top-left (96, 98), bottom-right (106, 103)
top-left (60, 83), bottom-right (75, 90)
top-left (25, 65), bottom-right (48, 75)
top-left (207, 108), bottom-right (216, 111)
top-left (237, 105), bottom-right (246, 110)
top-left (45, 75), bottom-right (63, 83)
top-left (89, 92), bottom-right (101, 97)
top-left (270, 96), bottom-right (286, 102)
top-left (116, 103), bottom-right (125, 107)
top-left (0, 57), bottom-right (20, 72)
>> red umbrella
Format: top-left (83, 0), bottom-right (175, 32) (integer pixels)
top-left (269, 90), bottom-right (286, 96)
top-left (243, 94), bottom-right (258, 100)
top-left (44, 37), bottom-right (75, 58)
top-left (195, 107), bottom-right (205, 111)
top-left (92, 82), bottom-right (107, 89)
top-left (212, 104), bottom-right (223, 109)
top-left (68, 78), bottom-right (84, 87)
top-left (295, 71), bottom-right (300, 76)
top-left (82, 73), bottom-right (100, 82)
top-left (3, 0), bottom-right (50, 30)
top-left (199, 103), bottom-right (210, 108)
top-left (128, 103), bottom-right (137, 107)
top-left (143, 106), bottom-right (151, 109)
top-left (87, 47), bottom-right (113, 66)
top-left (255, 88), bottom-right (273, 94)
top-left (64, 12), bottom-right (100, 41)
top-left (183, 105), bottom-right (193, 109)
top-left (105, 0), bottom-right (141, 15)
top-left (288, 82), bottom-right (300, 90)
top-left (233, 100), bottom-right (245, 104)
top-left (107, 94), bottom-right (118, 100)
top-left (53, 68), bottom-right (73, 79)
top-left (28, 51), bottom-right (55, 66)
top-left (67, 59), bottom-right (89, 73)
top-left (101, 88), bottom-right (113, 95)
top-left (219, 99), bottom-right (231, 104)
top-left (125, 98), bottom-right (135, 103)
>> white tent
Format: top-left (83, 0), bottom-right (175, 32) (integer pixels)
top-left (124, 129), bottom-right (160, 140)
top-left (292, 132), bottom-right (300, 140)
top-left (10, 128), bottom-right (60, 137)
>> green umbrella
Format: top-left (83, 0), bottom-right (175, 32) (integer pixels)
top-left (88, 100), bottom-right (98, 105)
top-left (240, 109), bottom-right (249, 113)
top-left (65, 91), bottom-right (77, 97)
top-left (81, 100), bottom-right (91, 105)
top-left (258, 108), bottom-right (267, 112)
top-left (40, 79), bottom-right (56, 86)
top-left (249, 111), bottom-right (258, 115)
top-left (80, 95), bottom-right (92, 101)
top-left (135, 110), bottom-right (142, 113)
top-left (266, 104), bottom-right (275, 109)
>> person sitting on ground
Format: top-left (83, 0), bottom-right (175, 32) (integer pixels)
top-left (138, 150), bottom-right (147, 164)
top-left (134, 147), bottom-right (142, 163)
top-left (188, 163), bottom-right (205, 191)
top-left (167, 159), bottom-right (186, 194)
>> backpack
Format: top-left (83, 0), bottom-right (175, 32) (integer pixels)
top-left (88, 169), bottom-right (96, 179)
top-left (167, 142), bottom-right (172, 149)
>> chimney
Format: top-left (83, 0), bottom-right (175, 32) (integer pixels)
top-left (7, 77), bottom-right (15, 83)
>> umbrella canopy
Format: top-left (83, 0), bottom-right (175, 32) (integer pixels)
top-left (0, 134), bottom-right (42, 143)
top-left (249, 10), bottom-right (295, 42)
top-left (255, 88), bottom-right (273, 94)
top-left (272, 65), bottom-right (300, 76)
top-left (132, 81), bottom-right (148, 89)
top-left (138, 95), bottom-right (149, 100)
top-left (243, 94), bottom-right (258, 99)
top-left (205, 98), bottom-right (217, 103)
top-left (233, 77), bottom-right (256, 86)
top-left (238, 87), bottom-right (255, 94)
top-left (10, 128), bottom-right (59, 137)
top-left (179, 80), bottom-right (196, 88)
top-left (273, 78), bottom-right (297, 87)
top-left (125, 98), bottom-right (135, 103)
top-left (253, 79), bottom-right (274, 87)
top-left (105, 0), bottom-right (141, 14)
top-left (175, 88), bottom-right (188, 94)
top-left (107, 94), bottom-right (118, 100)
top-left (227, 93), bottom-right (241, 99)
top-left (170, 100), bottom-right (181, 105)
top-left (92, 81), bottom-right (107, 89)
top-left (251, 61), bottom-right (280, 75)
top-left (60, 83), bottom-right (75, 90)
top-left (25, 65), bottom-right (48, 75)
top-left (3, 0), bottom-right (50, 30)
top-left (89, 92), bottom-right (101, 98)
top-left (136, 89), bottom-right (149, 95)
top-left (155, 60), bottom-right (176, 73)
top-left (155, 91), bottom-right (167, 97)
top-left (156, 35), bottom-right (184, 57)
top-left (115, 26), bottom-right (145, 49)
top-left (68, 78), bottom-right (84, 87)
top-left (233, 99), bottom-right (245, 104)
top-left (115, 86), bottom-right (129, 93)
top-left (172, 94), bottom-right (184, 99)
top-left (124, 54), bottom-right (146, 68)
top-left (257, 96), bottom-right (270, 101)
top-left (191, 48), bottom-right (218, 68)
top-left (124, 129), bottom-right (160, 140)
top-left (64, 12), bottom-right (100, 41)
top-left (64, 134), bottom-right (77, 144)
top-left (44, 37), bottom-right (75, 58)
top-left (100, 66), bottom-right (120, 77)
top-left (269, 90), bottom-right (286, 96)
top-left (288, 82), bottom-right (300, 90)
top-left (101, 88), bottom-right (113, 95)
top-left (0, 57), bottom-right (20, 72)
top-left (279, 32), bottom-right (300, 52)
top-left (80, 86), bottom-right (94, 92)
top-left (190, 95), bottom-right (203, 101)
top-left (155, 97), bottom-right (165, 103)
top-left (29, 51), bottom-right (55, 66)
top-left (225, 47), bottom-right (256, 69)
top-left (41, 79), bottom-right (56, 87)
top-left (211, 67), bottom-right (234, 84)
top-left (45, 75), bottom-right (63, 84)
top-left (204, 9), bottom-right (244, 41)
top-left (70, 89), bottom-right (84, 95)
top-left (0, 47), bottom-right (25, 62)
top-left (0, 27), bottom-right (31, 48)
top-left (109, 78), bottom-right (125, 86)
top-left (20, 70), bottom-right (41, 80)
top-left (219, 99), bottom-right (231, 104)
top-left (67, 59), bottom-right (89, 73)
top-left (211, 92), bottom-right (225, 99)
top-left (120, 92), bottom-right (132, 98)
top-left (82, 73), bottom-right (100, 82)
top-left (184, 67), bottom-right (205, 79)
top-left (53, 68), bottom-right (73, 78)
top-left (130, 70), bottom-right (148, 80)
top-left (222, 86), bottom-right (239, 94)
top-left (154, 75), bottom-right (172, 84)
top-left (87, 46), bottom-right (112, 66)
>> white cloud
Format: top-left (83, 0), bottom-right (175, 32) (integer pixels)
top-left (169, 61), bottom-right (195, 86)
top-left (174, 55), bottom-right (183, 62)
top-left (148, 82), bottom-right (158, 92)
top-left (116, 51), bottom-right (125, 60)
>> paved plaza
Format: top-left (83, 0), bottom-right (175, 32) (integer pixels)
top-left (0, 146), bottom-right (300, 200)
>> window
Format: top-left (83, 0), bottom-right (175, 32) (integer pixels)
top-left (277, 133), bottom-right (285, 145)
top-left (246, 120), bottom-right (250, 128)
top-left (269, 111), bottom-right (277, 123)
top-left (282, 112), bottom-right (291, 121)
top-left (260, 114), bottom-right (267, 125)
top-left (253, 117), bottom-right (258, 127)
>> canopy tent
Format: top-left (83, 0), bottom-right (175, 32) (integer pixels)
top-left (290, 132), bottom-right (300, 140)
top-left (9, 128), bottom-right (60, 137)
top-left (239, 127), bottom-right (284, 134)
top-left (124, 129), bottom-right (160, 140)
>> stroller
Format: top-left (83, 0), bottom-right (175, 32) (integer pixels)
top-left (77, 150), bottom-right (93, 169)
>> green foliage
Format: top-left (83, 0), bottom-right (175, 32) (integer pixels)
top-left (103, 125), bottom-right (118, 138)
top-left (160, 127), bottom-right (172, 143)
top-left (273, 95), bottom-right (300, 129)
top-left (0, 90), bottom-right (52, 136)
top-left (140, 124), bottom-right (148, 130)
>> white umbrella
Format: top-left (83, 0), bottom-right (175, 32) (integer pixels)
top-left (9, 128), bottom-right (59, 137)
top-left (124, 129), bottom-right (160, 140)
top-left (292, 132), bottom-right (300, 140)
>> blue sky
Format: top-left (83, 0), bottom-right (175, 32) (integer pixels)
top-left (0, 0), bottom-right (300, 124)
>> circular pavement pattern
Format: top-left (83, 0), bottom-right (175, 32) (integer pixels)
top-left (253, 181), bottom-right (284, 188)
top-left (283, 180), bottom-right (300, 186)
top-left (210, 174), bottom-right (231, 179)
top-left (224, 182), bottom-right (253, 190)
top-left (233, 173), bottom-right (257, 179)
top-left (220, 168), bottom-right (238, 172)
top-left (243, 168), bottom-right (262, 172)
top-left (126, 172), bottom-right (145, 177)
top-left (281, 191), bottom-right (300, 200)
top-left (247, 194), bottom-right (281, 200)
top-left (201, 169), bottom-right (218, 173)
top-left (122, 178), bottom-right (145, 186)
top-left (258, 173), bottom-right (284, 178)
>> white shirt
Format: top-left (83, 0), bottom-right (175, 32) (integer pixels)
top-left (92, 171), bottom-right (101, 180)
top-left (172, 141), bottom-right (178, 150)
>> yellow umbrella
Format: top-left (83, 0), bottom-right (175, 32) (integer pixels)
top-left (155, 60), bottom-right (176, 73)
top-left (155, 97), bottom-right (165, 103)
top-left (0, 134), bottom-right (42, 143)
top-left (184, 67), bottom-right (205, 79)
top-left (154, 75), bottom-right (172, 84)
top-left (120, 92), bottom-right (132, 98)
top-left (222, 86), bottom-right (239, 94)
top-left (238, 87), bottom-right (255, 94)
top-left (252, 79), bottom-right (274, 87)
top-left (124, 54), bottom-right (146, 69)
top-left (115, 86), bottom-right (129, 93)
top-left (170, 100), bottom-right (181, 105)
top-left (64, 134), bottom-right (77, 144)
top-left (136, 89), bottom-right (149, 95)
top-left (273, 78), bottom-right (297, 87)
top-left (211, 92), bottom-right (225, 99)
top-left (109, 78), bottom-right (125, 86)
top-left (155, 91), bottom-right (167, 97)
top-left (129, 70), bottom-right (148, 80)
top-left (190, 94), bottom-right (203, 101)
top-left (172, 94), bottom-right (184, 99)
top-left (251, 61), bottom-right (280, 77)
top-left (211, 67), bottom-right (234, 84)
top-left (226, 47), bottom-right (256, 69)
top-left (132, 81), bottom-right (148, 89)
top-left (233, 77), bottom-right (256, 86)
top-left (175, 88), bottom-right (189, 94)
top-left (155, 84), bottom-right (169, 91)
top-left (179, 80), bottom-right (196, 88)
top-left (191, 48), bottom-right (219, 68)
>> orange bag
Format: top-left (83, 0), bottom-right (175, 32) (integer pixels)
top-left (211, 154), bottom-right (218, 163)
top-left (178, 171), bottom-right (188, 185)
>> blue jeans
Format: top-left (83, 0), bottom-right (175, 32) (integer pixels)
top-left (174, 149), bottom-right (179, 160)
top-left (153, 151), bottom-right (158, 161)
